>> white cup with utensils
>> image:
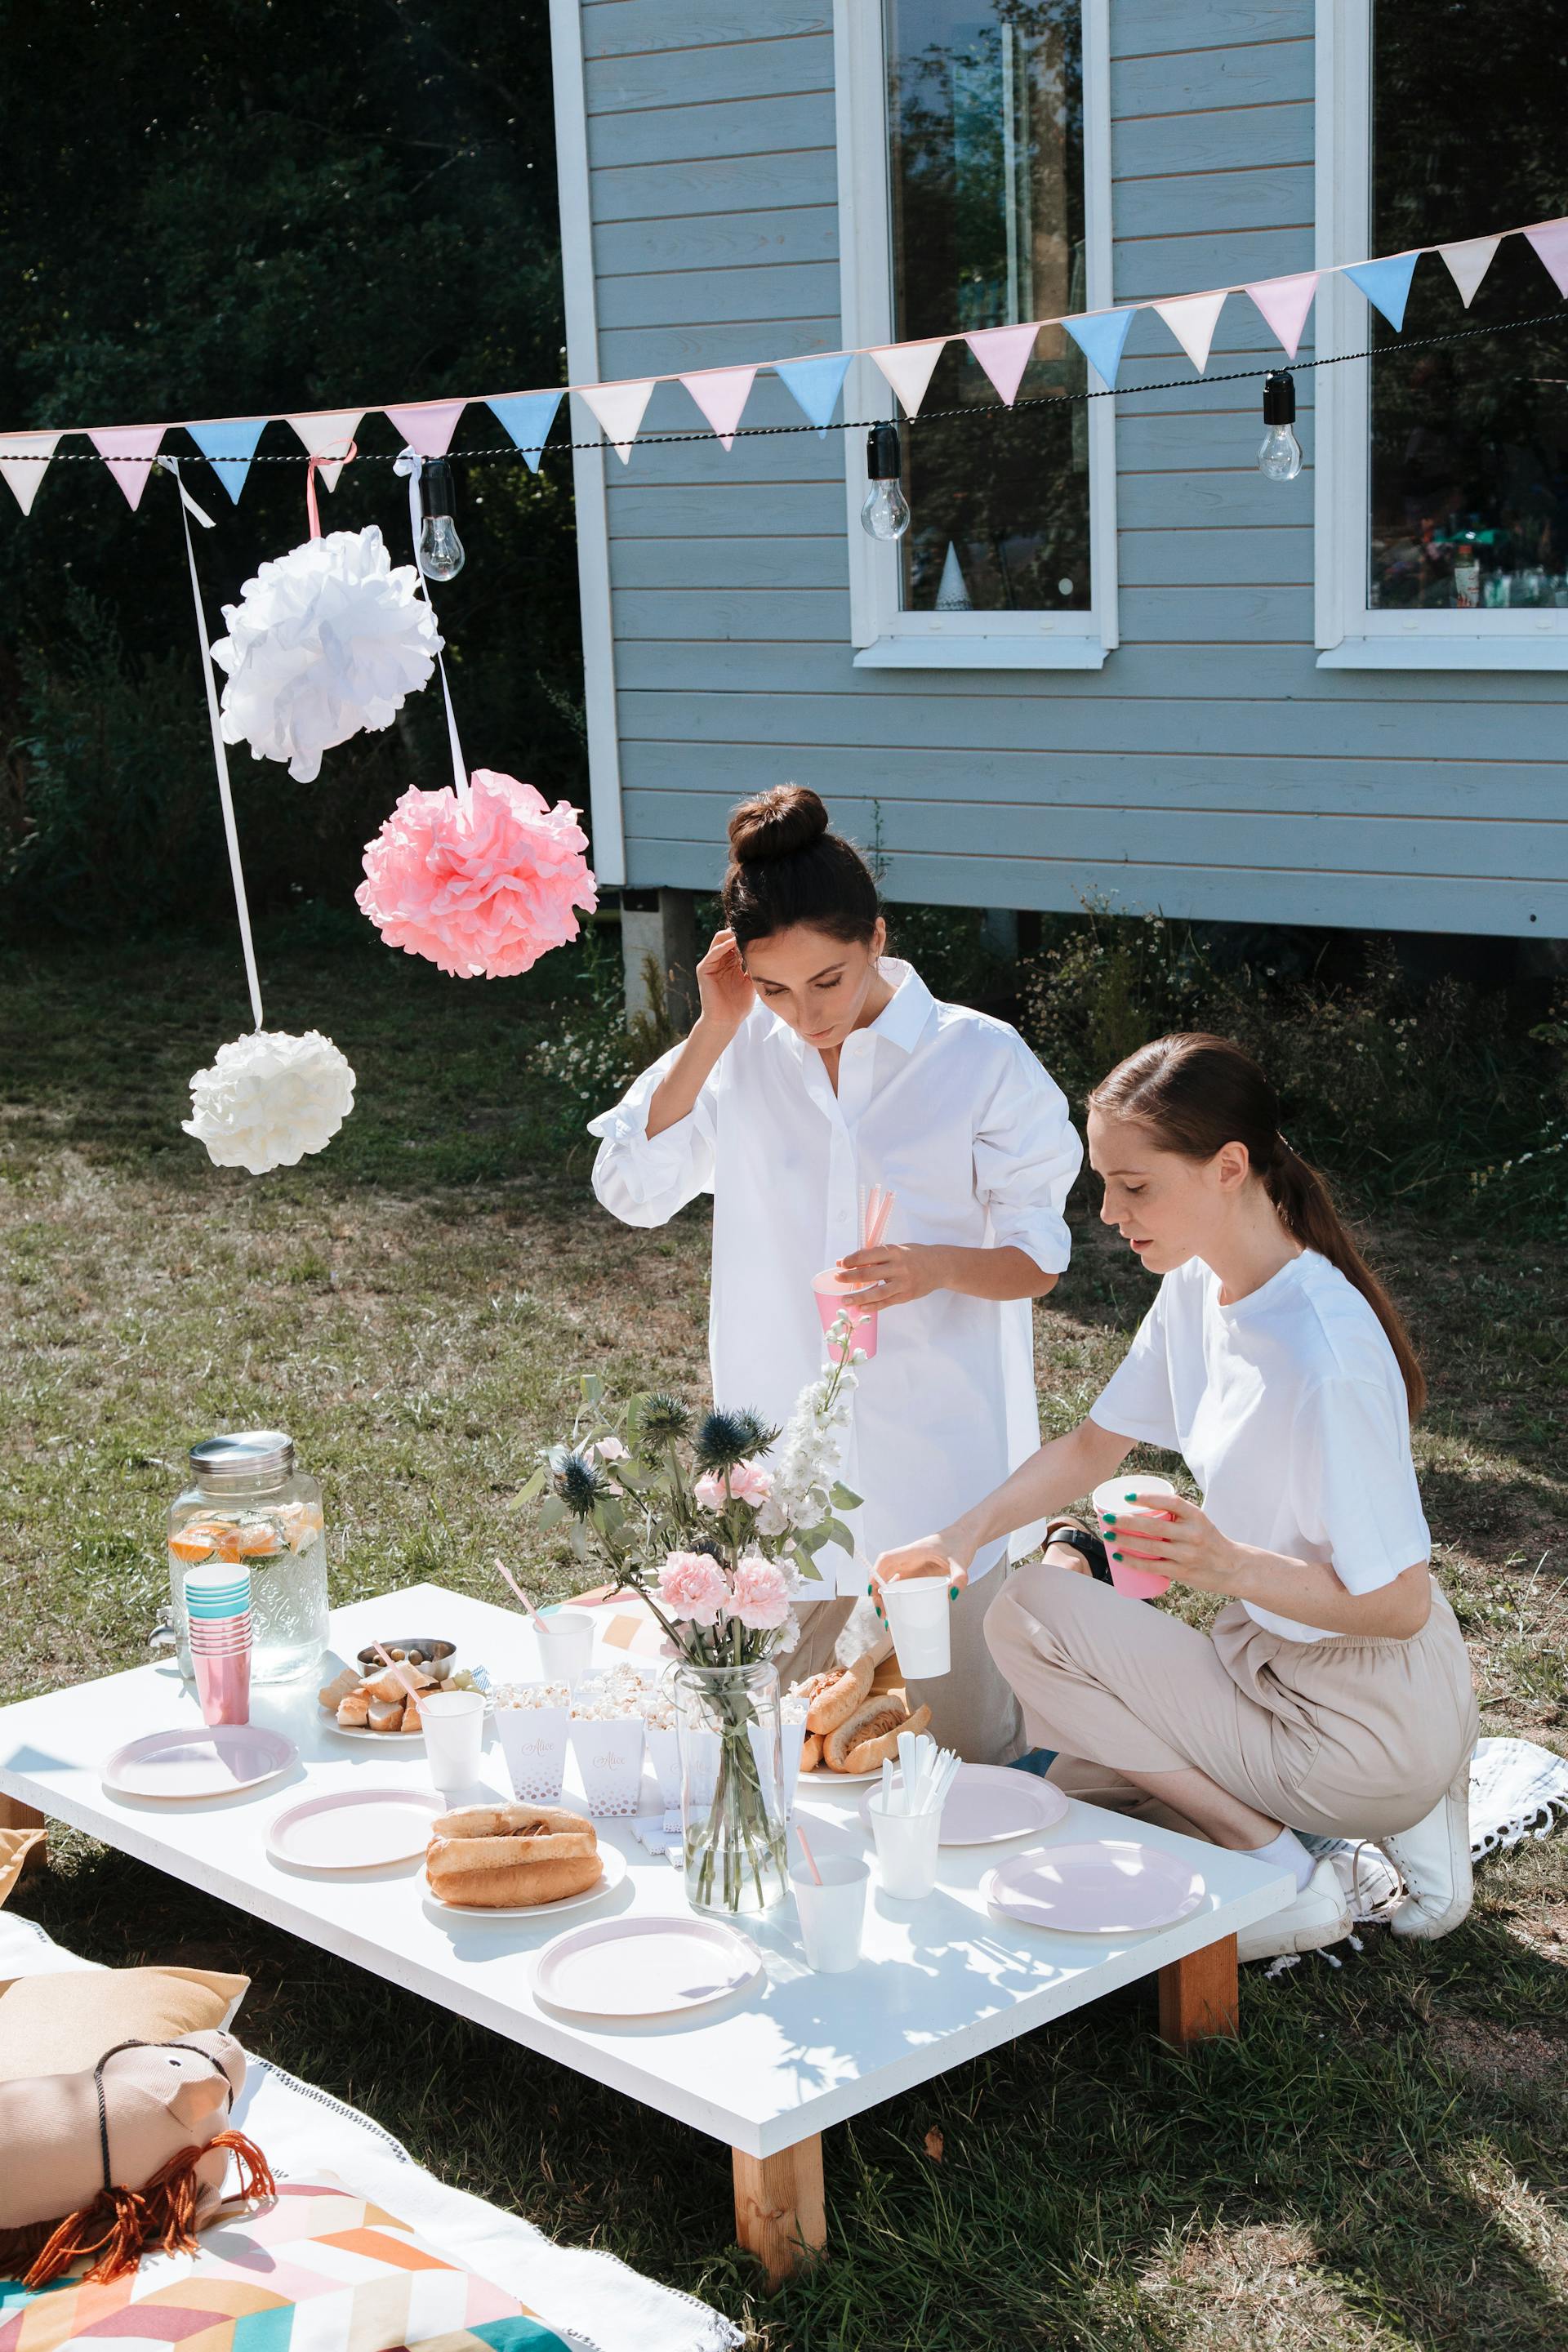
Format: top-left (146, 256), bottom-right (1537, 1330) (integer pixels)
top-left (868, 1792), bottom-right (942, 1899)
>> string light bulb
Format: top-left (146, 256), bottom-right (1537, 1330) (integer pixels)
top-left (1258, 371), bottom-right (1303, 483)
top-left (416, 457), bottom-right (466, 581)
top-left (860, 421), bottom-right (911, 540)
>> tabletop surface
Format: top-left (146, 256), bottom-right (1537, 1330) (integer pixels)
top-left (0, 1583), bottom-right (1294, 2158)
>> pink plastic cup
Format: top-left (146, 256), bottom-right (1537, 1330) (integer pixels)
top-left (1090, 1476), bottom-right (1178, 1600)
top-left (192, 1634), bottom-right (251, 1726)
top-left (813, 1269), bottom-right (879, 1362)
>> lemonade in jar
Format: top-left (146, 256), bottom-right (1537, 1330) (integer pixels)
top-left (167, 1431), bottom-right (327, 1683)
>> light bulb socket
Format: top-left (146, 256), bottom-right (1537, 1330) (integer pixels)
top-left (866, 421), bottom-right (902, 482)
top-left (417, 457), bottom-right (457, 519)
top-left (1262, 371), bottom-right (1296, 427)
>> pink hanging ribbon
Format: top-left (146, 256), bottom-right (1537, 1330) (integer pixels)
top-left (305, 437), bottom-right (358, 537)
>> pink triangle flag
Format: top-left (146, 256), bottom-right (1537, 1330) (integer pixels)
top-left (867, 338), bottom-right (947, 417)
top-left (963, 323), bottom-right (1039, 406)
top-left (285, 410), bottom-right (363, 492)
top-left (579, 379), bottom-right (656, 462)
top-left (678, 366), bottom-right (757, 449)
top-left (1439, 235), bottom-right (1501, 308)
top-left (383, 399), bottom-right (466, 459)
top-left (1152, 290), bottom-right (1227, 372)
top-left (88, 424), bottom-right (165, 511)
top-left (0, 431), bottom-right (61, 516)
top-left (1525, 219), bottom-right (1568, 296)
top-left (1245, 271), bottom-right (1318, 361)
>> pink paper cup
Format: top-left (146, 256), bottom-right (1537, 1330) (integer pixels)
top-left (193, 1641), bottom-right (251, 1726)
top-left (812, 1269), bottom-right (879, 1362)
top-left (1089, 1477), bottom-right (1178, 1599)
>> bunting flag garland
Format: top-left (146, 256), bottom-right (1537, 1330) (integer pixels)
top-left (1440, 235), bottom-right (1502, 308)
top-left (1245, 270), bottom-right (1318, 361)
top-left (5, 212), bottom-right (1568, 505)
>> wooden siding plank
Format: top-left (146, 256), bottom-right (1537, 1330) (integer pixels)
top-left (596, 323), bottom-right (842, 375)
top-left (608, 530), bottom-right (1311, 595)
top-left (1115, 229), bottom-right (1312, 301)
top-left (582, 2), bottom-right (831, 59)
top-left (1118, 527), bottom-right (1311, 586)
top-left (592, 151), bottom-right (837, 223)
top-left (597, 260), bottom-right (840, 330)
top-left (596, 205), bottom-right (837, 275)
top-left (1111, 39), bottom-right (1313, 117)
top-left (610, 536), bottom-right (847, 590)
top-left (583, 91), bottom-right (833, 167)
top-left (608, 483), bottom-right (843, 537)
top-left (1119, 469), bottom-right (1315, 528)
top-left (1113, 165), bottom-right (1311, 238)
top-left (585, 33), bottom-right (833, 114)
top-left (1118, 410), bottom-right (1313, 468)
top-left (614, 588), bottom-right (851, 640)
top-left (1111, 101), bottom-right (1312, 176)
top-left (1110, 2), bottom-right (1312, 59)
top-left (599, 424), bottom-right (844, 482)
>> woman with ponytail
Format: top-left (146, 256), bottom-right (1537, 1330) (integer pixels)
top-left (590, 785), bottom-right (1082, 1763)
top-left (875, 1034), bottom-right (1477, 1962)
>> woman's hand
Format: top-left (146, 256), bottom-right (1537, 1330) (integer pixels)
top-left (870, 1531), bottom-right (972, 1619)
top-left (1107, 1490), bottom-right (1245, 1596)
top-left (694, 928), bottom-right (755, 1036)
top-left (835, 1241), bottom-right (945, 1310)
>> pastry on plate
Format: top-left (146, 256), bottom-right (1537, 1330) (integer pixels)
top-left (425, 1802), bottom-right (601, 1909)
top-left (792, 1652), bottom-right (875, 1736)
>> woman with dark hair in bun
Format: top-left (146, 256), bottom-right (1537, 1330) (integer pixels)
top-left (590, 785), bottom-right (1082, 1764)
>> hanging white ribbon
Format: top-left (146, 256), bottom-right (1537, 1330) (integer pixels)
top-left (162, 457), bottom-right (265, 1032)
top-left (394, 447), bottom-right (470, 814)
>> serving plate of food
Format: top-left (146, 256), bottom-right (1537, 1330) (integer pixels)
top-left (790, 1655), bottom-right (932, 1781)
top-left (318, 1640), bottom-right (488, 1740)
top-left (422, 1801), bottom-right (626, 1917)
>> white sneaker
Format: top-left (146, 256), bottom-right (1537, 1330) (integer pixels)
top-left (1237, 1857), bottom-right (1352, 1963)
top-left (1378, 1770), bottom-right (1474, 1940)
top-left (1324, 1839), bottom-right (1404, 1922)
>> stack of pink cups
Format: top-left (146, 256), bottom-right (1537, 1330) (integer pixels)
top-left (183, 1563), bottom-right (253, 1726)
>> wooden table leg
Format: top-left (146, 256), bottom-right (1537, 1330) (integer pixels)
top-left (733, 2135), bottom-right (825, 2287)
top-left (1158, 1932), bottom-right (1239, 2050)
top-left (0, 1796), bottom-right (47, 1875)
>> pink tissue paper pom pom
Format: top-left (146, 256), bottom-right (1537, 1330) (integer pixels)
top-left (356, 768), bottom-right (597, 979)
top-left (656, 1550), bottom-right (731, 1628)
top-left (730, 1555), bottom-right (791, 1632)
top-left (694, 1462), bottom-right (773, 1513)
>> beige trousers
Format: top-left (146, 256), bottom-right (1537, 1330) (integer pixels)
top-left (984, 1561), bottom-right (1478, 1841)
top-left (790, 1575), bottom-right (1024, 1765)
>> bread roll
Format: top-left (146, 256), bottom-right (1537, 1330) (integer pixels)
top-left (800, 1732), bottom-right (822, 1772)
top-left (319, 1667), bottom-right (361, 1713)
top-left (797, 1652), bottom-right (875, 1735)
top-left (825, 1698), bottom-right (932, 1773)
top-left (367, 1697), bottom-right (403, 1732)
top-left (336, 1689), bottom-right (371, 1727)
top-left (428, 1855), bottom-right (604, 1909)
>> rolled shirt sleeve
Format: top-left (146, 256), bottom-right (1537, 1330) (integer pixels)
top-left (971, 1039), bottom-right (1084, 1276)
top-left (588, 1045), bottom-right (718, 1228)
top-left (1089, 1287), bottom-right (1181, 1450)
top-left (1289, 1375), bottom-right (1431, 1595)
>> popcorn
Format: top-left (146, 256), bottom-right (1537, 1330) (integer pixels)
top-left (638, 1682), bottom-right (679, 1732)
top-left (570, 1664), bottom-right (648, 1721)
top-left (781, 1688), bottom-right (809, 1726)
top-left (492, 1679), bottom-right (570, 1711)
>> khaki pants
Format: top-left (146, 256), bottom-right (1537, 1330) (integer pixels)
top-left (984, 1562), bottom-right (1478, 1841)
top-left (790, 1575), bottom-right (1024, 1766)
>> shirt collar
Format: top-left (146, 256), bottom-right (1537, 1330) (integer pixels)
top-left (768, 957), bottom-right (937, 1062)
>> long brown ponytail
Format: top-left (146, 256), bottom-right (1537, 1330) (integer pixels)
top-left (1088, 1034), bottom-right (1426, 1419)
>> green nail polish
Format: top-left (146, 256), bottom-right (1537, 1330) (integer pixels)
top-left (1103, 1512), bottom-right (1116, 1523)
top-left (949, 1585), bottom-right (960, 1600)
top-left (866, 1582), bottom-right (873, 1594)
top-left (1111, 1551), bottom-right (1123, 1561)
top-left (1124, 1491), bottom-right (1138, 1503)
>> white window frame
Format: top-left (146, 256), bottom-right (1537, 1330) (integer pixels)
top-left (1315, 0), bottom-right (1568, 670)
top-left (833, 0), bottom-right (1117, 670)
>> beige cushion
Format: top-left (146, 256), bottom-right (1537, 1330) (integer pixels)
top-left (0, 1963), bottom-right (249, 2083)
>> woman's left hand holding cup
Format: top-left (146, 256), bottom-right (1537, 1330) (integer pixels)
top-left (1108, 1489), bottom-right (1244, 1596)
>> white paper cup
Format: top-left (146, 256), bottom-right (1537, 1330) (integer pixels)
top-left (868, 1793), bottom-right (942, 1899)
top-left (570, 1714), bottom-right (647, 1815)
top-left (494, 1694), bottom-right (571, 1802)
top-left (421, 1688), bottom-right (487, 1791)
top-left (879, 1577), bottom-right (953, 1677)
top-left (791, 1856), bottom-right (870, 1972)
top-left (533, 1608), bottom-right (597, 1686)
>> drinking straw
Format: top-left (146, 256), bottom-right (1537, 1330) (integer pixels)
top-left (494, 1554), bottom-right (550, 1634)
top-left (795, 1824), bottom-right (823, 1886)
top-left (372, 1641), bottom-right (425, 1702)
top-left (866, 1187), bottom-right (896, 1249)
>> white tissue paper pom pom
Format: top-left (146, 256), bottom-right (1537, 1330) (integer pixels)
top-left (184, 1029), bottom-right (357, 1175)
top-left (210, 526), bottom-right (440, 783)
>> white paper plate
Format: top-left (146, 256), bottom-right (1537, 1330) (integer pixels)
top-left (982, 1841), bottom-right (1207, 1935)
top-left (799, 1762), bottom-right (884, 1787)
top-left (267, 1786), bottom-right (444, 1871)
top-left (857, 1762), bottom-right (1069, 1846)
top-left (104, 1724), bottom-right (296, 1801)
top-left (423, 1842), bottom-right (627, 1921)
top-left (322, 1718), bottom-right (424, 1744)
top-left (534, 1915), bottom-right (764, 2017)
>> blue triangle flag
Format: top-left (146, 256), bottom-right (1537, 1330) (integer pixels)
top-left (1062, 308), bottom-right (1136, 391)
top-left (1343, 252), bottom-right (1419, 332)
top-left (488, 390), bottom-right (563, 473)
top-left (187, 418), bottom-right (266, 504)
top-left (773, 352), bottom-right (852, 434)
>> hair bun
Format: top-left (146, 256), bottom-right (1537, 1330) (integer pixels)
top-left (727, 783), bottom-right (829, 865)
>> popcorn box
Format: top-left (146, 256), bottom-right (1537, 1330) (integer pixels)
top-left (494, 1691), bottom-right (571, 1803)
top-left (644, 1725), bottom-right (684, 1813)
top-left (746, 1716), bottom-right (807, 1819)
top-left (569, 1714), bottom-right (647, 1816)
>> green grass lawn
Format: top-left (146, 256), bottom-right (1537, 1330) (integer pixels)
top-left (2, 928), bottom-right (1566, 2352)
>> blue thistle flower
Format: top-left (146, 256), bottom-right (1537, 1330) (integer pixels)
top-left (694, 1407), bottom-right (777, 1474)
top-left (550, 1446), bottom-right (609, 1518)
top-left (638, 1393), bottom-right (691, 1449)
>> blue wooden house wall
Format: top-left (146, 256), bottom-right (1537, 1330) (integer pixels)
top-left (563, 0), bottom-right (1568, 938)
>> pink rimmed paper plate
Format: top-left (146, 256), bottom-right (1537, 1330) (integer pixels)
top-left (422, 1842), bottom-right (627, 1922)
top-left (104, 1724), bottom-right (296, 1801)
top-left (982, 1841), bottom-right (1207, 1935)
top-left (266, 1786), bottom-right (443, 1871)
top-left (857, 1762), bottom-right (1068, 1846)
top-left (533, 1915), bottom-right (764, 2017)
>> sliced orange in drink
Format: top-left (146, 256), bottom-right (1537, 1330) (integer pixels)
top-left (168, 1526), bottom-right (216, 1563)
top-left (238, 1521), bottom-right (283, 1557)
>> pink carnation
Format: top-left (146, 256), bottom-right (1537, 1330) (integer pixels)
top-left (656, 1549), bottom-right (730, 1628)
top-left (357, 768), bottom-right (597, 980)
top-left (730, 1554), bottom-right (791, 1632)
top-left (695, 1462), bottom-right (773, 1512)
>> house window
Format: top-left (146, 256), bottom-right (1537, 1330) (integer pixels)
top-left (885, 0), bottom-right (1089, 616)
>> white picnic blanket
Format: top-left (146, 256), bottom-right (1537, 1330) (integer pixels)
top-left (1302, 1735), bottom-right (1568, 1918)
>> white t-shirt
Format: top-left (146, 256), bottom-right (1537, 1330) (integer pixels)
top-left (1090, 1250), bottom-right (1429, 1642)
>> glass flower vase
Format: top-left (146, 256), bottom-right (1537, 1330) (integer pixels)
top-left (675, 1659), bottom-right (789, 1915)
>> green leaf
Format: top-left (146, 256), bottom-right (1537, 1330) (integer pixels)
top-left (515, 1466), bottom-right (547, 1505)
top-left (826, 1518), bottom-right (856, 1552)
top-left (568, 1519), bottom-right (590, 1560)
top-left (830, 1481), bottom-right (862, 1511)
top-left (536, 1493), bottom-right (568, 1531)
top-left (580, 1373), bottom-right (604, 1405)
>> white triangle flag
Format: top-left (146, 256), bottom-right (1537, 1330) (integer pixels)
top-left (0, 431), bottom-right (61, 516)
top-left (867, 339), bottom-right (947, 417)
top-left (1439, 235), bottom-right (1502, 308)
top-left (286, 410), bottom-right (364, 492)
top-left (579, 379), bottom-right (656, 462)
top-left (1152, 291), bottom-right (1227, 372)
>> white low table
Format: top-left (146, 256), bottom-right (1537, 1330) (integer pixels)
top-left (0, 1583), bottom-right (1294, 2283)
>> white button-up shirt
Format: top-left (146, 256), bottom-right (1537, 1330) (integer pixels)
top-left (588, 962), bottom-right (1082, 1591)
